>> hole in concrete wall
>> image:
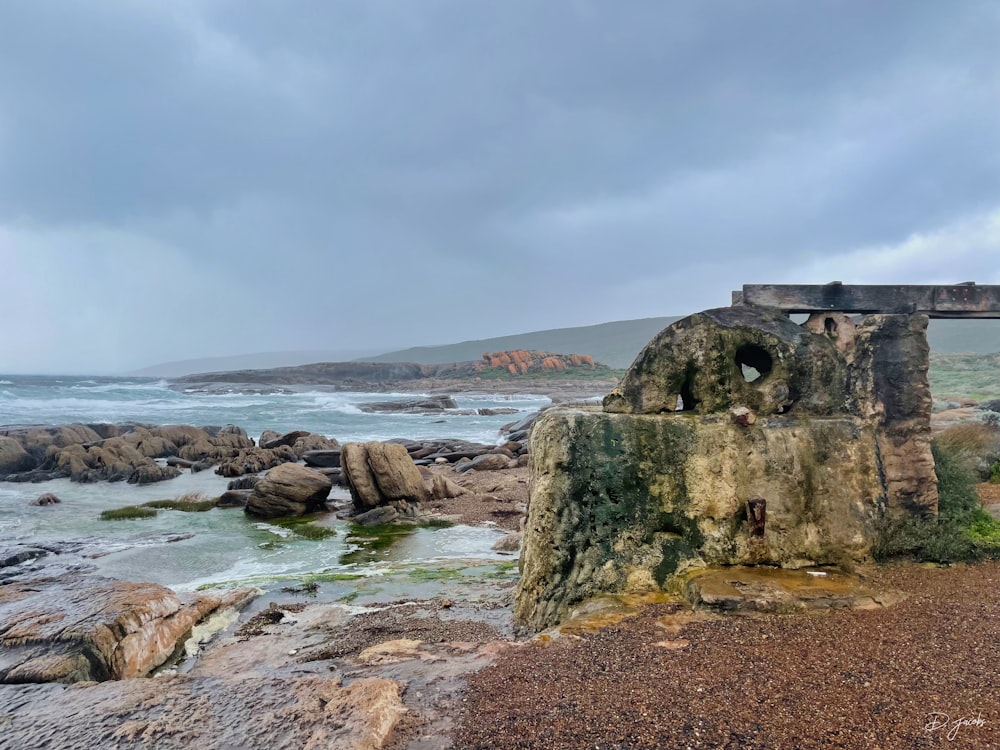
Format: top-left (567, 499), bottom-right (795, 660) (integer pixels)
top-left (824, 316), bottom-right (837, 336)
top-left (677, 370), bottom-right (699, 411)
top-left (735, 344), bottom-right (773, 383)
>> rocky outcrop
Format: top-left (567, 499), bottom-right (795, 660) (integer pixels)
top-left (245, 463), bottom-right (333, 518)
top-left (0, 423), bottom-right (256, 484)
top-left (0, 436), bottom-right (34, 474)
top-left (341, 442), bottom-right (429, 515)
top-left (0, 577), bottom-right (256, 683)
top-left (516, 307), bottom-right (938, 632)
top-left (215, 445), bottom-right (298, 478)
top-left (358, 396), bottom-right (458, 413)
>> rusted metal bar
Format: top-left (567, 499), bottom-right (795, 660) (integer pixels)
top-left (736, 283), bottom-right (1000, 318)
top-left (746, 498), bottom-right (766, 537)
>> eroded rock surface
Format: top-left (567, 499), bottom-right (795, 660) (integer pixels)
top-left (0, 577), bottom-right (255, 683)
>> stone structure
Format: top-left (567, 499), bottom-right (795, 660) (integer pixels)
top-left (515, 302), bottom-right (939, 632)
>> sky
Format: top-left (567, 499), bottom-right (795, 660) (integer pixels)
top-left (1, 1), bottom-right (999, 374)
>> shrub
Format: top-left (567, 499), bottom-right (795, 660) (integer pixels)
top-left (934, 422), bottom-right (1000, 481)
top-left (873, 441), bottom-right (1000, 563)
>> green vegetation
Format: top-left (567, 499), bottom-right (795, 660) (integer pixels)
top-left (408, 566), bottom-right (466, 583)
top-left (338, 523), bottom-right (416, 565)
top-left (144, 497), bottom-right (219, 512)
top-left (933, 423), bottom-right (1000, 481)
top-left (269, 516), bottom-right (337, 540)
top-left (100, 505), bottom-right (159, 520)
top-left (304, 571), bottom-right (366, 582)
top-left (874, 441), bottom-right (1000, 563)
top-left (929, 352), bottom-right (1000, 401)
top-left (100, 492), bottom-right (222, 520)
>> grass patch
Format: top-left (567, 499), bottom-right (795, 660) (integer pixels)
top-left (874, 441), bottom-right (1000, 563)
top-left (100, 505), bottom-right (158, 521)
top-left (143, 497), bottom-right (219, 512)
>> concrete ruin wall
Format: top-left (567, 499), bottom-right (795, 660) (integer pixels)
top-left (514, 306), bottom-right (936, 632)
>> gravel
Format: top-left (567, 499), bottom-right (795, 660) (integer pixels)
top-left (453, 562), bottom-right (1000, 749)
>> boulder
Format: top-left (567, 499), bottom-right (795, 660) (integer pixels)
top-left (290, 433), bottom-right (339, 458)
top-left (429, 474), bottom-right (468, 500)
top-left (30, 493), bottom-right (61, 506)
top-left (217, 489), bottom-right (251, 508)
top-left (302, 449), bottom-right (342, 469)
top-left (454, 453), bottom-right (511, 473)
top-left (341, 442), bottom-right (429, 513)
top-left (366, 443), bottom-right (430, 504)
top-left (492, 531), bottom-right (522, 552)
top-left (245, 463), bottom-right (333, 518)
top-left (358, 396), bottom-right (457, 413)
top-left (0, 437), bottom-right (34, 474)
top-left (354, 506), bottom-right (400, 526)
top-left (260, 430), bottom-right (311, 450)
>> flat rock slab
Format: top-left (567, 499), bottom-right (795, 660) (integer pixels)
top-left (0, 576), bottom-right (256, 683)
top-left (684, 566), bottom-right (907, 612)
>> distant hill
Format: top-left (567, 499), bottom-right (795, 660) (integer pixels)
top-left (134, 349), bottom-right (381, 378)
top-left (927, 319), bottom-right (1000, 354)
top-left (365, 317), bottom-right (682, 369)
top-left (137, 315), bottom-right (1000, 378)
top-left (368, 317), bottom-right (1000, 368)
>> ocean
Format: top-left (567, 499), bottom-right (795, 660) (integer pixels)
top-left (0, 375), bottom-right (548, 592)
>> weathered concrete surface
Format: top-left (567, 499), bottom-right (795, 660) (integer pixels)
top-left (515, 408), bottom-right (883, 632)
top-left (603, 306), bottom-right (847, 417)
top-left (850, 314), bottom-right (937, 516)
top-left (517, 308), bottom-right (938, 632)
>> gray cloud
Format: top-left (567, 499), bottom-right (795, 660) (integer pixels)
top-left (1, 0), bottom-right (998, 372)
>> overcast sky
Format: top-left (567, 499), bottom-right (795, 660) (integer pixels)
top-left (2, 1), bottom-right (999, 373)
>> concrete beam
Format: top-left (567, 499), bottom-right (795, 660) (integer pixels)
top-left (737, 283), bottom-right (1000, 318)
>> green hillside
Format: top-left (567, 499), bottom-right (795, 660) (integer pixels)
top-left (365, 317), bottom-right (681, 369)
top-left (367, 317), bottom-right (1000, 369)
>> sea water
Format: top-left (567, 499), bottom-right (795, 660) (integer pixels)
top-left (0, 375), bottom-right (546, 590)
